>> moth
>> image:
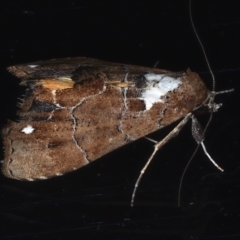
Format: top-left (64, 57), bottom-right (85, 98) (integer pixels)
top-left (2, 1), bottom-right (233, 206)
top-left (2, 57), bottom-right (231, 178)
top-left (3, 58), bottom-right (209, 181)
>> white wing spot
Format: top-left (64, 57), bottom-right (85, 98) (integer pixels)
top-left (21, 125), bottom-right (35, 134)
top-left (139, 74), bottom-right (182, 110)
top-left (28, 65), bottom-right (39, 68)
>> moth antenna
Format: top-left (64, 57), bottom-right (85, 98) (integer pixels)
top-left (178, 0), bottom-right (234, 207)
top-left (178, 0), bottom-right (216, 207)
top-left (178, 143), bottom-right (200, 207)
top-left (189, 0), bottom-right (215, 91)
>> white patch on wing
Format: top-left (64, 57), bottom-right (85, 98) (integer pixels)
top-left (139, 73), bottom-right (182, 110)
top-left (21, 125), bottom-right (35, 134)
top-left (28, 65), bottom-right (39, 68)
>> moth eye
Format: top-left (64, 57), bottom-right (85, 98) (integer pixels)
top-left (135, 75), bottom-right (147, 88)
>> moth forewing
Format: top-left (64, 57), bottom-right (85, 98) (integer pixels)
top-left (2, 58), bottom-right (208, 181)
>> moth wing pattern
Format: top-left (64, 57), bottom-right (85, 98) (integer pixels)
top-left (3, 57), bottom-right (208, 180)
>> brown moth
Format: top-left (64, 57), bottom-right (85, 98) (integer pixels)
top-left (2, 0), bottom-right (234, 207)
top-left (2, 57), bottom-right (208, 181)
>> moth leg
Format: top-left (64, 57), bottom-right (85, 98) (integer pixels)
top-left (131, 112), bottom-right (192, 206)
top-left (191, 115), bottom-right (224, 171)
top-left (144, 137), bottom-right (157, 144)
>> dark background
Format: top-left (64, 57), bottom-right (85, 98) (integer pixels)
top-left (0, 0), bottom-right (240, 239)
